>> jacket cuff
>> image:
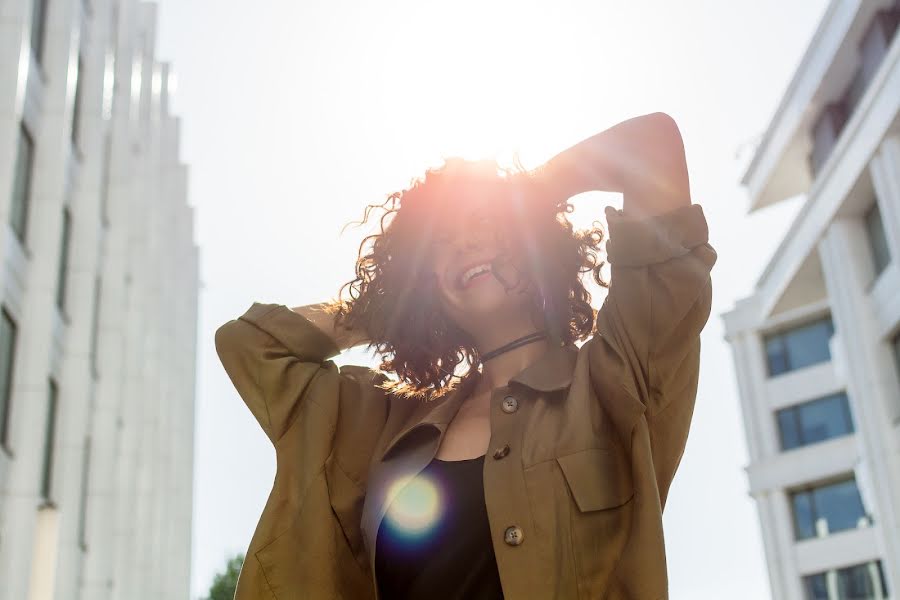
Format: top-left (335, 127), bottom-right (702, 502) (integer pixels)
top-left (604, 203), bottom-right (709, 267)
top-left (238, 302), bottom-right (342, 363)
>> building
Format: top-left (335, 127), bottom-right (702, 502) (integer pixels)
top-left (0, 1), bottom-right (197, 599)
top-left (722, 1), bottom-right (900, 599)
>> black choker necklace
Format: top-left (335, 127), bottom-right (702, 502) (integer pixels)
top-left (480, 331), bottom-right (547, 362)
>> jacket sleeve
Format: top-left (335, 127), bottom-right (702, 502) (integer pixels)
top-left (214, 302), bottom-right (388, 447)
top-left (215, 302), bottom-right (390, 576)
top-left (589, 203), bottom-right (716, 507)
top-left (214, 302), bottom-right (348, 443)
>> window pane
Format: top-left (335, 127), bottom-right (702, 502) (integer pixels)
top-left (78, 437), bottom-right (92, 549)
top-left (892, 334), bottom-right (900, 384)
top-left (803, 573), bottom-right (829, 600)
top-left (805, 561), bottom-right (888, 600)
top-left (10, 125), bottom-right (35, 243)
top-left (784, 318), bottom-right (834, 371)
top-left (777, 408), bottom-right (801, 450)
top-left (0, 309), bottom-right (17, 446)
top-left (72, 56), bottom-right (85, 151)
top-left (797, 393), bottom-right (854, 445)
top-left (837, 560), bottom-right (889, 599)
top-left (41, 379), bottom-right (59, 500)
top-left (90, 276), bottom-right (102, 377)
top-left (810, 103), bottom-right (847, 176)
top-left (792, 491), bottom-right (816, 540)
top-left (765, 336), bottom-right (789, 376)
top-left (765, 317), bottom-right (834, 376)
top-left (31, 0), bottom-right (48, 61)
top-left (812, 479), bottom-right (866, 535)
top-left (865, 203), bottom-right (891, 277)
top-left (57, 209), bottom-right (72, 310)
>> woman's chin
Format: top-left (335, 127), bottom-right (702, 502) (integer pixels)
top-left (454, 289), bottom-right (530, 324)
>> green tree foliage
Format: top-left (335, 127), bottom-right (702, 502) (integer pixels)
top-left (205, 553), bottom-right (244, 600)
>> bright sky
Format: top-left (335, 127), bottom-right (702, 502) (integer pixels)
top-left (154, 2), bottom-right (829, 598)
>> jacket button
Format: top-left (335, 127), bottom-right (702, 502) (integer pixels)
top-left (492, 444), bottom-right (510, 460)
top-left (501, 395), bottom-right (519, 413)
top-left (504, 525), bottom-right (524, 546)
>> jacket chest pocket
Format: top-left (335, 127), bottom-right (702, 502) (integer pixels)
top-left (556, 447), bottom-right (634, 598)
top-left (556, 447), bottom-right (633, 511)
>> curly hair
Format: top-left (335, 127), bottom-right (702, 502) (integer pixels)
top-left (328, 158), bottom-right (608, 401)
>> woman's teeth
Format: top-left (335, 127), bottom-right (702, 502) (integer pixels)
top-left (460, 263), bottom-right (491, 287)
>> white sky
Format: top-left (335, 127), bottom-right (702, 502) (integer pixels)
top-left (153, 1), bottom-right (829, 598)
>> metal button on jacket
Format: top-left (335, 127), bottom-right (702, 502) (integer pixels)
top-left (504, 525), bottom-right (524, 546)
top-left (501, 395), bottom-right (519, 413)
top-left (492, 444), bottom-right (510, 460)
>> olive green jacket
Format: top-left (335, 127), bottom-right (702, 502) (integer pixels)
top-left (214, 203), bottom-right (716, 600)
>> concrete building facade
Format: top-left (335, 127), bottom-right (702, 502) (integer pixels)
top-left (723, 1), bottom-right (900, 599)
top-left (0, 1), bottom-right (197, 599)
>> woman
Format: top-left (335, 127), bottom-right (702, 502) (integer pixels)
top-left (215, 112), bottom-right (716, 600)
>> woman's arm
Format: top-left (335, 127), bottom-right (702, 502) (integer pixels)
top-left (291, 303), bottom-right (370, 352)
top-left (537, 112), bottom-right (691, 218)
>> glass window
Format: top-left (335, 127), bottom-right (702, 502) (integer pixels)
top-left (78, 437), bottom-right (92, 550)
top-left (90, 276), bottom-right (102, 377)
top-left (893, 333), bottom-right (900, 385)
top-left (31, 0), bottom-right (49, 63)
top-left (0, 308), bottom-right (18, 450)
top-left (72, 55), bottom-right (85, 153)
top-left (764, 316), bottom-right (834, 376)
top-left (777, 392), bottom-right (854, 450)
top-left (791, 477), bottom-right (867, 540)
top-left (803, 560), bottom-right (889, 600)
top-left (10, 124), bottom-right (36, 245)
top-left (791, 492), bottom-right (816, 540)
top-left (57, 208), bottom-right (72, 312)
top-left (809, 102), bottom-right (847, 176)
top-left (41, 378), bottom-right (59, 502)
top-left (864, 202), bottom-right (891, 277)
top-left (777, 409), bottom-right (802, 450)
top-left (803, 572), bottom-right (828, 600)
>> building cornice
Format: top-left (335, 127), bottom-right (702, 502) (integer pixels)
top-left (742, 0), bottom-right (853, 210)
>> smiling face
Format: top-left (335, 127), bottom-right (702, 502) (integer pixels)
top-left (428, 202), bottom-right (538, 337)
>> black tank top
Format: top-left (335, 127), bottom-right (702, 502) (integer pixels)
top-left (374, 454), bottom-right (505, 599)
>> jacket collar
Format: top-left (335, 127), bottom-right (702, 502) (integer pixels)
top-left (508, 341), bottom-right (579, 394)
top-left (380, 341), bottom-right (579, 462)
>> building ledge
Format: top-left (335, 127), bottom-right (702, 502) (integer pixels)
top-left (794, 526), bottom-right (881, 575)
top-left (746, 434), bottom-right (857, 494)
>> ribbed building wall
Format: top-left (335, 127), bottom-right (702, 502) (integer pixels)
top-left (0, 1), bottom-right (197, 599)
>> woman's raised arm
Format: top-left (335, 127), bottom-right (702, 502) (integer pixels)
top-left (537, 111), bottom-right (691, 218)
top-left (290, 302), bottom-right (370, 352)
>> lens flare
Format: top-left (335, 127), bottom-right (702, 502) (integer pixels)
top-left (383, 475), bottom-right (442, 537)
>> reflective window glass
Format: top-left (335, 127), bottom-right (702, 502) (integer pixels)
top-left (791, 477), bottom-right (866, 540)
top-left (764, 317), bottom-right (834, 376)
top-left (0, 309), bottom-right (17, 448)
top-left (798, 393), bottom-right (853, 447)
top-left (813, 479), bottom-right (866, 534)
top-left (864, 202), bottom-right (891, 277)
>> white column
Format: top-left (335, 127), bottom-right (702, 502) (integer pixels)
top-left (727, 312), bottom-right (797, 599)
top-left (771, 489), bottom-right (805, 600)
top-left (80, 0), bottom-right (137, 597)
top-left (752, 490), bottom-right (793, 600)
top-left (817, 218), bottom-right (900, 592)
top-left (52, 0), bottom-right (119, 597)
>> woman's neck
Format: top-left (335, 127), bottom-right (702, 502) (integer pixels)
top-left (471, 327), bottom-right (551, 393)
